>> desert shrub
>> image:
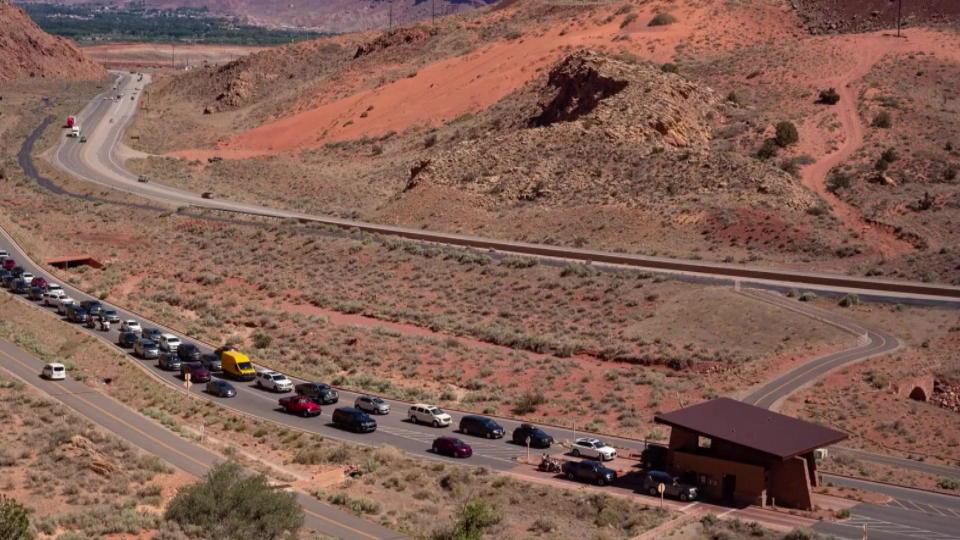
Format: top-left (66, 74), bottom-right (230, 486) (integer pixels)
top-left (0, 495), bottom-right (30, 540)
top-left (806, 202), bottom-right (828, 216)
top-left (530, 517), bottom-right (556, 533)
top-left (875, 157), bottom-right (890, 171)
top-left (826, 171), bottom-right (851, 192)
top-left (881, 148), bottom-right (899, 163)
top-left (423, 134), bottom-right (438, 148)
top-left (252, 332), bottom-right (272, 349)
top-left (872, 110), bottom-right (892, 128)
top-left (799, 292), bottom-right (817, 302)
top-left (648, 12), bottom-right (677, 26)
top-left (863, 370), bottom-right (889, 390)
top-left (774, 121), bottom-right (799, 147)
top-left (725, 91), bottom-right (740, 105)
top-left (512, 390), bottom-right (546, 415)
top-left (818, 88), bottom-right (840, 105)
top-left (660, 63), bottom-right (678, 73)
top-left (938, 477), bottom-right (960, 490)
top-left (835, 508), bottom-right (851, 519)
top-left (783, 530), bottom-right (813, 540)
top-left (620, 13), bottom-right (638, 28)
top-left (837, 293), bottom-right (860, 307)
top-left (757, 138), bottom-right (779, 160)
top-left (165, 461), bottom-right (303, 540)
top-left (432, 498), bottom-right (502, 540)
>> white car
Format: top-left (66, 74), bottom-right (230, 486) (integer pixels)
top-left (20, 272), bottom-right (34, 284)
top-left (408, 404), bottom-right (452, 427)
top-left (0, 250), bottom-right (7, 258)
top-left (41, 362), bottom-right (66, 381)
top-left (43, 289), bottom-right (66, 306)
top-left (158, 333), bottom-right (181, 352)
top-left (256, 371), bottom-right (293, 392)
top-left (46, 283), bottom-right (63, 292)
top-left (571, 437), bottom-right (617, 461)
top-left (57, 297), bottom-right (76, 315)
top-left (120, 320), bottom-right (142, 335)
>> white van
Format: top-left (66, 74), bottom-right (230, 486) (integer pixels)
top-left (43, 289), bottom-right (66, 306)
top-left (408, 403), bottom-right (452, 427)
top-left (42, 363), bottom-right (66, 381)
top-left (57, 297), bottom-right (76, 315)
top-left (158, 333), bottom-right (181, 352)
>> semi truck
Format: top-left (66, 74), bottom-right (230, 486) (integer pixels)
top-left (69, 125), bottom-right (81, 137)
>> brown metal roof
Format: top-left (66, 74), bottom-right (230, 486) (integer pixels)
top-left (654, 398), bottom-right (847, 459)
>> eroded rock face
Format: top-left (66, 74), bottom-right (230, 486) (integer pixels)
top-left (530, 52), bottom-right (629, 127)
top-left (0, 3), bottom-right (106, 83)
top-left (354, 27), bottom-right (433, 58)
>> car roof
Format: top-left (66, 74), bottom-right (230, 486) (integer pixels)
top-left (576, 437), bottom-right (602, 444)
top-left (45, 362), bottom-right (65, 368)
top-left (161, 333), bottom-right (178, 339)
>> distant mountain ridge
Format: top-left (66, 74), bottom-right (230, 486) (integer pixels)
top-left (11, 0), bottom-right (499, 32)
top-left (0, 2), bottom-right (106, 83)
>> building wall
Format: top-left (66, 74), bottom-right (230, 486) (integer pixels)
top-left (769, 456), bottom-right (813, 509)
top-left (671, 450), bottom-right (766, 507)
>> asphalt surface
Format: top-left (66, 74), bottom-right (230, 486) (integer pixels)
top-left (46, 71), bottom-right (960, 305)
top-left (0, 339), bottom-right (408, 540)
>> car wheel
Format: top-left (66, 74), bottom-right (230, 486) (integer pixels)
top-left (487, 432), bottom-right (494, 439)
top-left (680, 494), bottom-right (688, 501)
top-left (566, 472), bottom-right (575, 480)
top-left (409, 415), bottom-right (417, 424)
top-left (432, 420), bottom-right (440, 428)
top-left (649, 487), bottom-right (658, 496)
top-left (572, 449), bottom-right (580, 457)
top-left (597, 477), bottom-right (606, 487)
top-left (301, 410), bottom-right (309, 418)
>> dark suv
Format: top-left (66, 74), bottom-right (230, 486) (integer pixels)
top-left (332, 407), bottom-right (377, 433)
top-left (642, 471), bottom-right (698, 501)
top-left (158, 352), bottom-right (182, 371)
top-left (177, 343), bottom-right (202, 362)
top-left (10, 278), bottom-right (28, 294)
top-left (512, 424), bottom-right (553, 448)
top-left (459, 415), bottom-right (504, 439)
top-left (562, 460), bottom-right (618, 486)
top-left (66, 305), bottom-right (88, 323)
top-left (295, 382), bottom-right (339, 404)
top-left (80, 300), bottom-right (103, 316)
top-left (199, 353), bottom-right (222, 373)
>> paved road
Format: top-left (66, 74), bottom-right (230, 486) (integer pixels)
top-left (0, 339), bottom-right (408, 540)
top-left (46, 72), bottom-right (960, 305)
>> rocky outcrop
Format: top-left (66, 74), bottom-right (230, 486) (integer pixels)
top-left (0, 3), bottom-right (106, 83)
top-left (354, 27), bottom-right (433, 58)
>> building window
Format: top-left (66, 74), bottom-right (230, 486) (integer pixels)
top-left (698, 436), bottom-right (712, 449)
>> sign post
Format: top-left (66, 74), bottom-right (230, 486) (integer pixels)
top-left (657, 483), bottom-right (666, 508)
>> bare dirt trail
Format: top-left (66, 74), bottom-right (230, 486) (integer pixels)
top-left (800, 29), bottom-right (960, 258)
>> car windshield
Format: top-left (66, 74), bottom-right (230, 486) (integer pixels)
top-left (167, 338), bottom-right (180, 343)
top-left (52, 366), bottom-right (64, 372)
top-left (271, 374), bottom-right (286, 381)
top-left (372, 397), bottom-right (384, 404)
top-left (237, 362), bottom-right (252, 370)
top-left (428, 407), bottom-right (443, 415)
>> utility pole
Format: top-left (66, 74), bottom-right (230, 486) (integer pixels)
top-left (171, 43), bottom-right (175, 69)
top-left (432, 0), bottom-right (436, 24)
top-left (896, 0), bottom-right (903, 38)
top-left (389, 2), bottom-right (394, 30)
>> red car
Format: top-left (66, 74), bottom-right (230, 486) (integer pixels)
top-left (279, 395), bottom-right (321, 417)
top-left (179, 362), bottom-right (211, 383)
top-left (432, 437), bottom-right (473, 458)
top-left (2, 259), bottom-right (14, 271)
top-left (31, 277), bottom-right (48, 289)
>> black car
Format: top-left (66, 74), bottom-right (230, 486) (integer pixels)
top-left (332, 407), bottom-right (377, 433)
top-left (142, 327), bottom-right (163, 343)
top-left (80, 300), bottom-right (104, 315)
top-left (118, 331), bottom-right (139, 348)
top-left (157, 352), bottom-right (182, 371)
top-left (295, 382), bottom-right (339, 405)
top-left (10, 278), bottom-right (28, 294)
top-left (66, 305), bottom-right (88, 323)
top-left (102, 309), bottom-right (121, 323)
top-left (27, 286), bottom-right (45, 301)
top-left (1, 274), bottom-right (15, 288)
top-left (10, 266), bottom-right (24, 277)
top-left (206, 379), bottom-right (236, 398)
top-left (642, 470), bottom-right (698, 501)
top-left (459, 415), bottom-right (505, 439)
top-left (562, 459), bottom-right (618, 486)
top-left (199, 353), bottom-right (222, 373)
top-left (177, 343), bottom-right (201, 362)
top-left (512, 424), bottom-right (554, 448)
top-left (0, 269), bottom-right (10, 283)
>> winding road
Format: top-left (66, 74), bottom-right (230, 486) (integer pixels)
top-left (7, 70), bottom-right (958, 539)
top-left (47, 72), bottom-right (960, 305)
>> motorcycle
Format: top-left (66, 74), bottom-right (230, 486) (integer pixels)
top-left (538, 454), bottom-right (561, 473)
top-left (99, 319), bottom-right (111, 332)
top-left (85, 315), bottom-right (97, 329)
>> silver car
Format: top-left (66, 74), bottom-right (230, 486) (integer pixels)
top-left (355, 395), bottom-right (390, 415)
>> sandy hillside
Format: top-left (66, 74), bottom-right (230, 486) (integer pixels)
top-left (0, 3), bottom-right (105, 83)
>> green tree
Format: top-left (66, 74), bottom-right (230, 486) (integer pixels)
top-left (432, 498), bottom-right (502, 540)
top-left (165, 461), bottom-right (303, 540)
top-left (0, 495), bottom-right (31, 540)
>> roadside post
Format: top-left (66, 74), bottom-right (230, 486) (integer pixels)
top-left (657, 483), bottom-right (665, 508)
top-left (183, 370), bottom-right (191, 403)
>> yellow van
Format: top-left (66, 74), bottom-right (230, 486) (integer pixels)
top-left (218, 347), bottom-right (255, 381)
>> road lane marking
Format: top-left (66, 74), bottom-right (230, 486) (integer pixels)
top-left (0, 347), bottom-right (388, 540)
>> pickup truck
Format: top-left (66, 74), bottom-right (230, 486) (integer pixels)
top-left (279, 395), bottom-right (321, 417)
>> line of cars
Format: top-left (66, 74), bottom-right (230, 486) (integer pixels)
top-left (4, 251), bottom-right (695, 498)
